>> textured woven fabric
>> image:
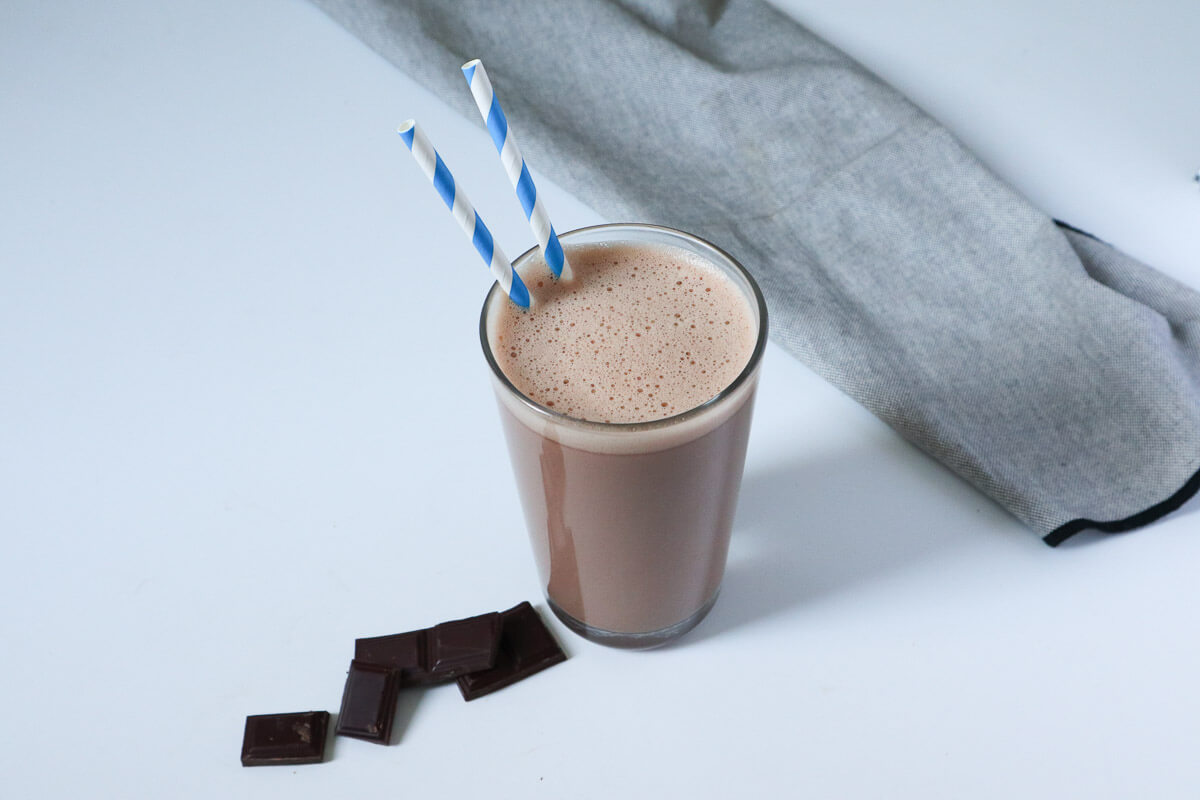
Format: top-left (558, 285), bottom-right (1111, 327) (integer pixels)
top-left (310, 0), bottom-right (1200, 543)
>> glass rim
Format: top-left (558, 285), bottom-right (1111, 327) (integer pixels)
top-left (479, 222), bottom-right (769, 433)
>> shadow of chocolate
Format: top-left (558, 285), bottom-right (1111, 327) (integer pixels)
top-left (387, 686), bottom-right (423, 745)
top-left (684, 436), bottom-right (1026, 643)
top-left (323, 713), bottom-right (339, 760)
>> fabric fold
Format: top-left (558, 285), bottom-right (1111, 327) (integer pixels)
top-left (310, 0), bottom-right (1200, 542)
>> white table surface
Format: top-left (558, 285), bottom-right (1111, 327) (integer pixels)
top-left (3, 1), bottom-right (1198, 797)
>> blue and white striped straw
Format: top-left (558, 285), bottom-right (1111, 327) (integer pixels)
top-left (462, 59), bottom-right (573, 283)
top-left (397, 120), bottom-right (530, 308)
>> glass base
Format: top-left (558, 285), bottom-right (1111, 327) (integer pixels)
top-left (547, 590), bottom-right (720, 650)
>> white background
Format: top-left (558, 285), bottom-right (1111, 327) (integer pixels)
top-left (2, 1), bottom-right (1198, 797)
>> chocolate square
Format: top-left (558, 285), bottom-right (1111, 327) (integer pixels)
top-left (456, 602), bottom-right (566, 701)
top-left (354, 630), bottom-right (425, 674)
top-left (428, 613), bottom-right (503, 677)
top-left (355, 612), bottom-right (502, 686)
top-left (335, 660), bottom-right (400, 744)
top-left (240, 710), bottom-right (329, 766)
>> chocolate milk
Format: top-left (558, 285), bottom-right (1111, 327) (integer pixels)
top-left (481, 225), bottom-right (766, 647)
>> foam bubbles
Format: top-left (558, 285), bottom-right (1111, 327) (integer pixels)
top-left (492, 242), bottom-right (757, 423)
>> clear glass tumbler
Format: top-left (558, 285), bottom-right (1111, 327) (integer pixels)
top-left (480, 224), bottom-right (768, 648)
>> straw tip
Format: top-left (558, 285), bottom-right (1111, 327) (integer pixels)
top-left (510, 277), bottom-right (531, 309)
top-left (396, 120), bottom-right (416, 148)
top-left (461, 59), bottom-right (480, 81)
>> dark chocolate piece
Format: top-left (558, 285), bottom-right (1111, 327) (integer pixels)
top-left (427, 613), bottom-right (503, 676)
top-left (335, 660), bottom-right (400, 744)
top-left (241, 710), bottom-right (329, 766)
top-left (355, 612), bottom-right (502, 686)
top-left (456, 602), bottom-right (566, 701)
top-left (354, 630), bottom-right (425, 674)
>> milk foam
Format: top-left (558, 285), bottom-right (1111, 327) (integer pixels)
top-left (491, 242), bottom-right (757, 424)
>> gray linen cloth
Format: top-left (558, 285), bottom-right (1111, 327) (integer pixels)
top-left (310, 0), bottom-right (1200, 544)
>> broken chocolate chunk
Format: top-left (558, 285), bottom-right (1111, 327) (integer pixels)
top-left (241, 710), bottom-right (329, 766)
top-left (428, 613), bottom-right (503, 676)
top-left (355, 612), bottom-right (502, 686)
top-left (354, 630), bottom-right (424, 674)
top-left (335, 660), bottom-right (400, 744)
top-left (456, 602), bottom-right (566, 701)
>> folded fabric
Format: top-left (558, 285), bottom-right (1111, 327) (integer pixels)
top-left (310, 0), bottom-right (1200, 544)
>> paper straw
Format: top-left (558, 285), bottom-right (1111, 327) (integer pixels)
top-left (461, 59), bottom-right (573, 283)
top-left (398, 120), bottom-right (530, 308)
